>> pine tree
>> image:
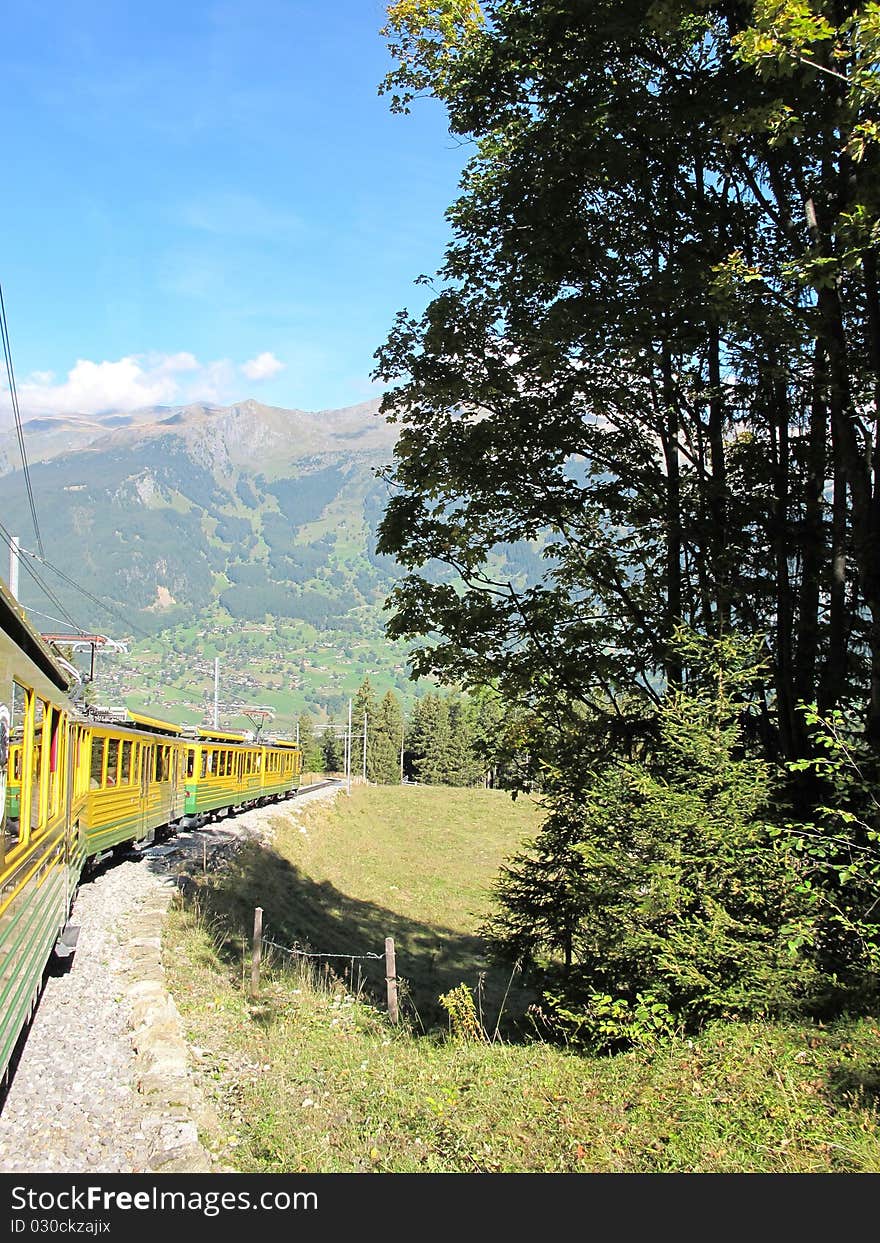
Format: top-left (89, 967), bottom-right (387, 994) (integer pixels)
top-left (352, 677), bottom-right (380, 781)
top-left (296, 713), bottom-right (323, 774)
top-left (371, 690), bottom-right (404, 784)
top-left (321, 719), bottom-right (343, 774)
top-left (409, 692), bottom-right (451, 785)
top-left (445, 696), bottom-right (482, 786)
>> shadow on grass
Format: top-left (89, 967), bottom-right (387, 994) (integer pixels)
top-left (164, 839), bottom-right (536, 1036)
top-left (826, 1064), bottom-right (880, 1110)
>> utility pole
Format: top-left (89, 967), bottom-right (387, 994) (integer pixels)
top-left (346, 697), bottom-right (352, 797)
top-left (400, 721), bottom-right (405, 784)
top-left (295, 718), bottom-right (300, 746)
top-left (362, 711), bottom-right (367, 782)
top-left (8, 535), bottom-right (19, 600)
top-left (213, 657), bottom-right (219, 729)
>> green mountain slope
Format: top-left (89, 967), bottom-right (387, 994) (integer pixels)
top-left (0, 398), bottom-right (430, 724)
top-left (0, 397), bottom-right (545, 728)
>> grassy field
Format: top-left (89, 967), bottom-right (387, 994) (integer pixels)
top-left (174, 786), bottom-right (545, 1031)
top-left (162, 785), bottom-right (880, 1173)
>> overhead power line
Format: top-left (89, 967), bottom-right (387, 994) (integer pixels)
top-left (19, 545), bottom-right (150, 638)
top-left (0, 283), bottom-right (44, 558)
top-left (0, 521), bottom-right (85, 635)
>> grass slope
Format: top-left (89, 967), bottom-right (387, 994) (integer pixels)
top-left (163, 786), bottom-right (880, 1173)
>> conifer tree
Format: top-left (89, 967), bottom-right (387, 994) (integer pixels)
top-left (372, 690), bottom-right (404, 784)
top-left (445, 696), bottom-right (483, 786)
top-left (296, 713), bottom-right (323, 774)
top-left (408, 692), bottom-right (451, 784)
top-left (321, 719), bottom-right (343, 774)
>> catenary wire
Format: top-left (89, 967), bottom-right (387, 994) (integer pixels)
top-left (18, 545), bottom-right (151, 638)
top-left (0, 521), bottom-right (86, 634)
top-left (0, 282), bottom-right (45, 558)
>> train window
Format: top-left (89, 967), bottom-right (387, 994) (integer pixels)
top-left (2, 716), bottom-right (23, 855)
top-left (106, 739), bottom-right (119, 786)
top-left (199, 751), bottom-right (207, 779)
top-left (226, 750), bottom-right (233, 774)
top-left (73, 728), bottom-right (86, 798)
top-left (90, 737), bottom-right (106, 788)
top-left (121, 741), bottom-right (132, 783)
top-left (48, 709), bottom-right (62, 816)
top-left (186, 749), bottom-right (195, 779)
top-left (5, 685), bottom-right (31, 849)
top-left (30, 700), bottom-right (45, 833)
top-left (162, 746), bottom-right (170, 781)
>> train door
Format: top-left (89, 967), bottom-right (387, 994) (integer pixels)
top-left (140, 742), bottom-right (151, 842)
top-left (63, 719), bottom-right (76, 913)
top-left (170, 745), bottom-right (180, 819)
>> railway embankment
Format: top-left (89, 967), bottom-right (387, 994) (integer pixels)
top-left (0, 782), bottom-right (340, 1174)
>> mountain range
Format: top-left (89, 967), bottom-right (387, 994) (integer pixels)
top-left (0, 397), bottom-right (543, 727)
top-left (0, 398), bottom-right (414, 723)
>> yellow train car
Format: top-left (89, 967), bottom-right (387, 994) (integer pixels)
top-left (0, 580), bottom-right (83, 1083)
top-left (183, 728), bottom-right (302, 823)
top-left (258, 738), bottom-right (302, 801)
top-left (0, 612), bottom-right (304, 1088)
top-left (81, 710), bottom-right (187, 856)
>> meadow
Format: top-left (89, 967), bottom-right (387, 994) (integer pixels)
top-left (163, 785), bottom-right (880, 1173)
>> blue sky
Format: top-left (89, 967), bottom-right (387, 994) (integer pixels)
top-left (0, 0), bottom-right (465, 420)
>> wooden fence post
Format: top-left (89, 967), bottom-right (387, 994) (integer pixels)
top-left (385, 936), bottom-right (399, 1026)
top-left (250, 906), bottom-right (263, 998)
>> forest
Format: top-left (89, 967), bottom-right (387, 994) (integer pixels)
top-left (366, 0), bottom-right (880, 1049)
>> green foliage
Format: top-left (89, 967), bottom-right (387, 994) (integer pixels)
top-left (166, 811), bottom-right (880, 1173)
top-left (374, 0), bottom-right (880, 776)
top-left (409, 692), bottom-right (452, 784)
top-left (321, 720), bottom-right (343, 772)
top-left (296, 713), bottom-right (324, 773)
top-left (484, 636), bottom-right (822, 1049)
top-left (776, 704), bottom-right (880, 983)
top-left (374, 690), bottom-right (405, 783)
top-left (438, 982), bottom-right (486, 1042)
top-left (539, 989), bottom-right (677, 1053)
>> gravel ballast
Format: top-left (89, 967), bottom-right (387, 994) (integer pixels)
top-left (0, 783), bottom-right (340, 1174)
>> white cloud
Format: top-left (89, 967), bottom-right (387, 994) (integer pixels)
top-left (153, 351), bottom-right (200, 374)
top-left (241, 351), bottom-right (285, 381)
top-left (7, 352), bottom-right (253, 418)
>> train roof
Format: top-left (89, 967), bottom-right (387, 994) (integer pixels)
top-left (125, 710), bottom-right (185, 735)
top-left (191, 727), bottom-right (249, 743)
top-left (0, 578), bottom-right (73, 694)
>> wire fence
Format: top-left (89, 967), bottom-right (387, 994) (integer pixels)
top-left (253, 919), bottom-right (398, 1022)
top-left (262, 938), bottom-right (383, 963)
